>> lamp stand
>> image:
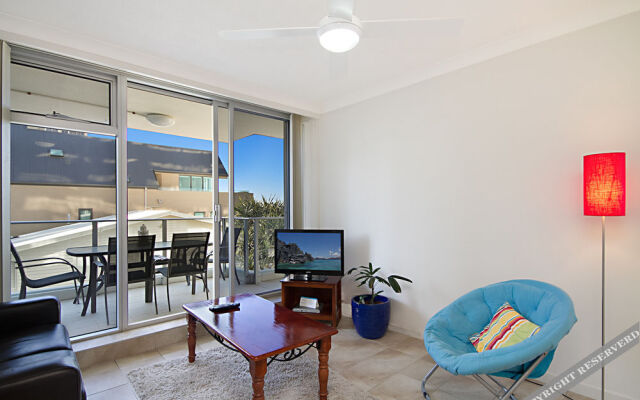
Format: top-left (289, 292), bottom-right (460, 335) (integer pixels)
top-left (601, 215), bottom-right (605, 400)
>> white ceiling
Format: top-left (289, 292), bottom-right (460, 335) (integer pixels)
top-left (1, 0), bottom-right (639, 115)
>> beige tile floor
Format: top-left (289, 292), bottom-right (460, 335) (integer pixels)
top-left (81, 318), bottom-right (592, 400)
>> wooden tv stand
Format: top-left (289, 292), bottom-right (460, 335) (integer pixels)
top-left (280, 276), bottom-right (342, 327)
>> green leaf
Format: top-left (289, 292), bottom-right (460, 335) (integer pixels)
top-left (388, 275), bottom-right (413, 284)
top-left (368, 262), bottom-right (373, 272)
top-left (371, 267), bottom-right (381, 275)
top-left (387, 276), bottom-right (402, 293)
top-left (347, 267), bottom-right (358, 275)
top-left (375, 276), bottom-right (390, 287)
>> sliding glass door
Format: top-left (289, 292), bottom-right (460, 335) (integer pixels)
top-left (126, 84), bottom-right (226, 325)
top-left (1, 43), bottom-right (291, 338)
top-left (230, 108), bottom-right (289, 294)
top-left (6, 55), bottom-right (120, 336)
top-left (216, 106), bottom-right (290, 297)
top-left (215, 106), bottom-right (232, 297)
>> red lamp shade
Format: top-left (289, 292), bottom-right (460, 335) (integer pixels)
top-left (583, 152), bottom-right (626, 216)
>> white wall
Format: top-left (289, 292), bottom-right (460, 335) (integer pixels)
top-left (304, 12), bottom-right (640, 400)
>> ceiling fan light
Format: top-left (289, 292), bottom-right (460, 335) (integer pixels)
top-left (145, 113), bottom-right (175, 127)
top-left (317, 21), bottom-right (361, 53)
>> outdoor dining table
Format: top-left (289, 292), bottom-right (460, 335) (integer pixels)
top-left (67, 241), bottom-right (176, 317)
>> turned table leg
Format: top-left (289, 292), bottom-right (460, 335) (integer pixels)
top-left (318, 337), bottom-right (331, 400)
top-left (187, 314), bottom-right (197, 363)
top-left (250, 359), bottom-right (267, 400)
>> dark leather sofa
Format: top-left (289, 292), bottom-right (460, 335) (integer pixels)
top-left (0, 296), bottom-right (86, 400)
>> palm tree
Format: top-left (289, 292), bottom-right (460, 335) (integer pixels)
top-left (234, 195), bottom-right (284, 279)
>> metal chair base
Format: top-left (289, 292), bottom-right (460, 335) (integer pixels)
top-left (421, 364), bottom-right (439, 400)
top-left (421, 353), bottom-right (547, 400)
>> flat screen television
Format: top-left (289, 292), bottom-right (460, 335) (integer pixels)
top-left (275, 229), bottom-right (344, 281)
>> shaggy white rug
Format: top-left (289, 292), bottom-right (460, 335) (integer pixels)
top-left (128, 347), bottom-right (379, 400)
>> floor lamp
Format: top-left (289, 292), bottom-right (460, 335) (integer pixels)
top-left (583, 152), bottom-right (626, 400)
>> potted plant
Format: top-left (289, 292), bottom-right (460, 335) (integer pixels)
top-left (347, 262), bottom-right (412, 339)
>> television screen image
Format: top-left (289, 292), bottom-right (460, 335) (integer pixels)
top-left (275, 230), bottom-right (343, 276)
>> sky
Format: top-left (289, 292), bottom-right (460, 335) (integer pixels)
top-left (127, 129), bottom-right (284, 200)
top-left (277, 232), bottom-right (342, 258)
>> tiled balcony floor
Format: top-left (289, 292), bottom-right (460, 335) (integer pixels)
top-left (58, 274), bottom-right (280, 337)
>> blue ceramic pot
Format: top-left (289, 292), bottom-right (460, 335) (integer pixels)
top-left (351, 295), bottom-right (390, 339)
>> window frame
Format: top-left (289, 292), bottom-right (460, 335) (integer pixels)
top-left (191, 176), bottom-right (203, 192)
top-left (9, 47), bottom-right (118, 136)
top-left (178, 175), bottom-right (192, 191)
top-left (1, 43), bottom-right (293, 342)
top-left (203, 176), bottom-right (212, 192)
top-left (78, 208), bottom-right (94, 220)
top-left (177, 175), bottom-right (214, 192)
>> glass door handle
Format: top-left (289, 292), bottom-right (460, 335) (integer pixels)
top-left (214, 204), bottom-right (221, 223)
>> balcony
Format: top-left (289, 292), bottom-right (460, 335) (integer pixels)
top-left (8, 66), bottom-right (289, 339)
top-left (10, 211), bottom-right (285, 337)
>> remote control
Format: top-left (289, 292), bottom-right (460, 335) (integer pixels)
top-left (209, 302), bottom-right (240, 313)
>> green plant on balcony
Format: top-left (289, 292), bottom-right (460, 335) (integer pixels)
top-left (234, 195), bottom-right (284, 272)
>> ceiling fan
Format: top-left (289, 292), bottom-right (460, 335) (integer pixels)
top-left (219, 0), bottom-right (463, 53)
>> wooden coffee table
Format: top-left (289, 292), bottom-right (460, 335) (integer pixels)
top-left (183, 294), bottom-right (339, 400)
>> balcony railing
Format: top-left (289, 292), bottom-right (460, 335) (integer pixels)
top-left (10, 215), bottom-right (285, 296)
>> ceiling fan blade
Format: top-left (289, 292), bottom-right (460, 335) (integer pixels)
top-left (328, 0), bottom-right (355, 20)
top-left (361, 17), bottom-right (464, 37)
top-left (219, 27), bottom-right (317, 40)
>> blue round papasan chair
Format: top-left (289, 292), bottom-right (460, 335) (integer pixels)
top-left (422, 280), bottom-right (577, 400)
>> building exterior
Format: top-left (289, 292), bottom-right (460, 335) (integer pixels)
top-left (10, 124), bottom-right (251, 235)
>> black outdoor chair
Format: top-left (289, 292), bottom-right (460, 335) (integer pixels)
top-left (94, 235), bottom-right (156, 324)
top-left (155, 232), bottom-right (210, 311)
top-left (186, 227), bottom-right (242, 288)
top-left (218, 227), bottom-right (242, 285)
top-left (10, 242), bottom-right (85, 303)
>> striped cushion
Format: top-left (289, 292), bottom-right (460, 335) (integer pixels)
top-left (469, 302), bottom-right (541, 352)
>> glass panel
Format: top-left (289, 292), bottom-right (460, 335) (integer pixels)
top-left (126, 86), bottom-right (214, 324)
top-left (9, 123), bottom-right (118, 336)
top-left (203, 177), bottom-right (212, 192)
top-left (191, 176), bottom-right (203, 192)
top-left (233, 110), bottom-right (287, 294)
top-left (178, 175), bottom-right (191, 191)
top-left (78, 208), bottom-right (93, 220)
top-left (10, 63), bottom-right (111, 125)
